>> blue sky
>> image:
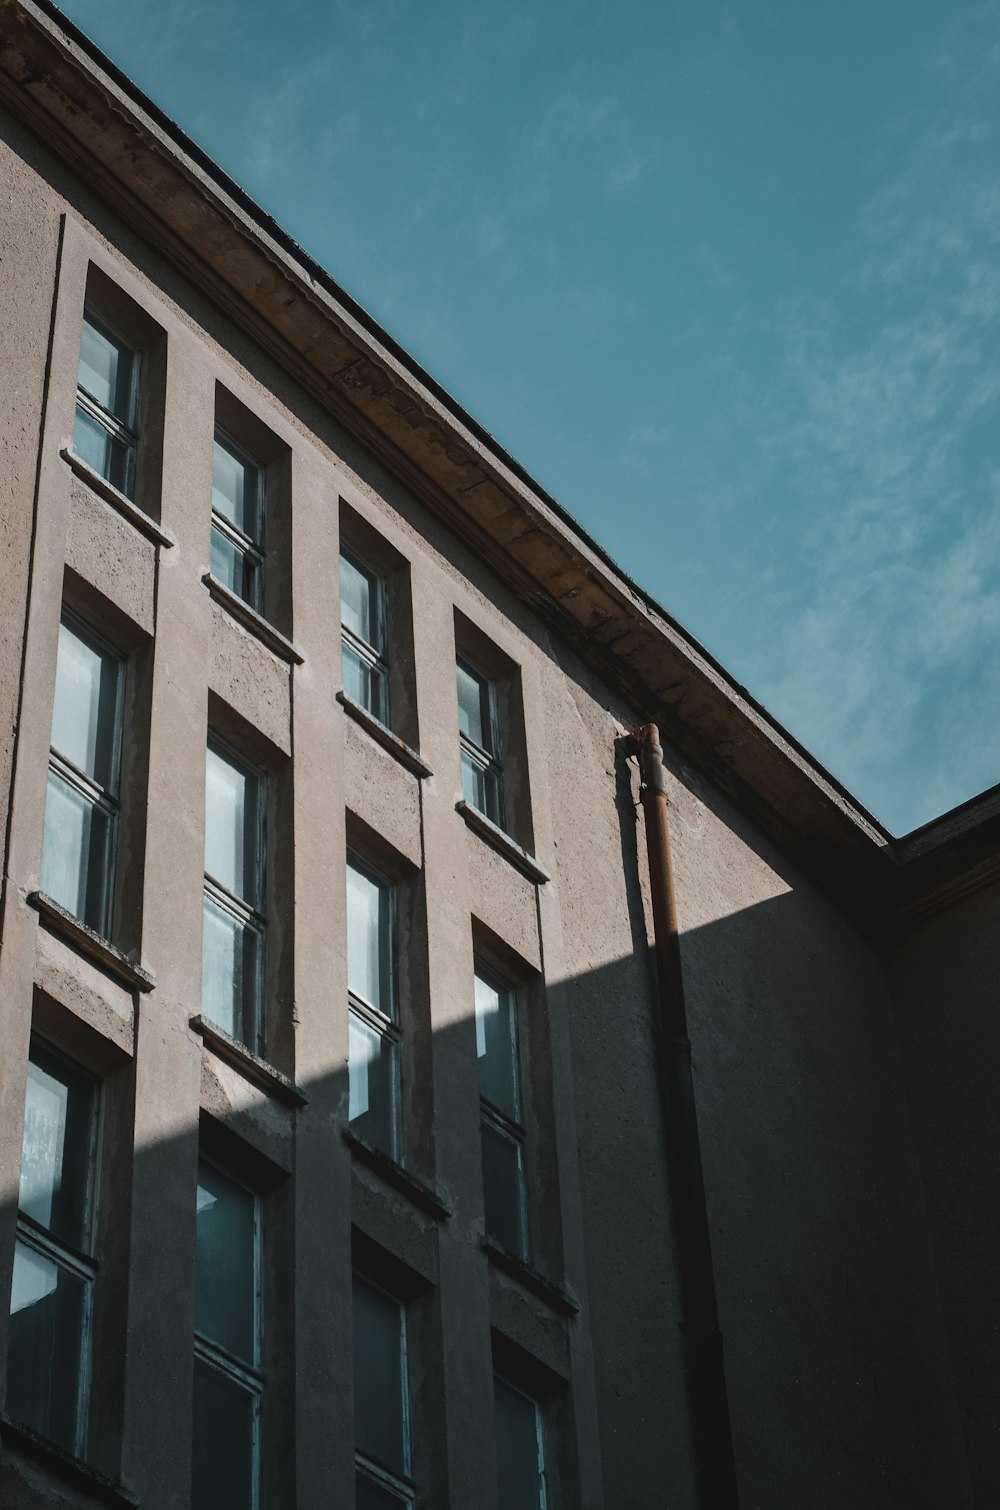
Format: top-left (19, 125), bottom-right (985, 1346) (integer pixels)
top-left (57, 0), bottom-right (1000, 833)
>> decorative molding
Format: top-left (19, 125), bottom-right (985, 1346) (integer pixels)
top-left (28, 892), bottom-right (155, 993)
top-left (336, 692), bottom-right (432, 777)
top-left (60, 446), bottom-right (174, 547)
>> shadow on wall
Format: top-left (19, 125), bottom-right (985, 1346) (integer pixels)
top-left (0, 874), bottom-right (982, 1510)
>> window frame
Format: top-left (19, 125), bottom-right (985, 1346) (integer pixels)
top-left (74, 305), bottom-right (140, 499)
top-left (201, 737), bottom-right (268, 1056)
top-left (340, 545), bottom-right (391, 727)
top-left (191, 1154), bottom-right (264, 1510)
top-left (9, 1038), bottom-right (101, 1460)
top-left (346, 850), bottom-right (401, 1162)
top-left (41, 610), bottom-right (125, 941)
top-left (211, 427), bottom-right (266, 615)
top-left (474, 959), bottom-right (530, 1262)
top-left (457, 656), bottom-right (505, 829)
top-left (352, 1272), bottom-right (415, 1510)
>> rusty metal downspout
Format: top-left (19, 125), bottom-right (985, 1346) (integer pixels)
top-left (628, 724), bottom-right (740, 1510)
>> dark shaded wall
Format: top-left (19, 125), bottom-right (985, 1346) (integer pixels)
top-left (889, 881), bottom-right (1000, 1509)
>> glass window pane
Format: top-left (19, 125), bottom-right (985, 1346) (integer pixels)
top-left (348, 1011), bottom-right (397, 1156)
top-left (494, 1378), bottom-right (544, 1510)
top-left (456, 661), bottom-right (488, 749)
top-left (212, 434), bottom-right (260, 542)
top-left (78, 314), bottom-right (133, 422)
top-left (19, 1046), bottom-right (96, 1249)
top-left (474, 971), bottom-right (520, 1120)
top-left (192, 1357), bottom-right (257, 1510)
top-left (201, 892), bottom-right (262, 1049)
top-left (347, 861), bottom-right (392, 1016)
top-left (205, 745), bottom-right (259, 903)
top-left (340, 553), bottom-right (377, 647)
top-left (41, 769), bottom-right (113, 934)
top-left (211, 524), bottom-right (259, 608)
top-left (7, 1241), bottom-right (89, 1455)
top-left (353, 1278), bottom-right (407, 1476)
top-left (356, 1470), bottom-right (411, 1510)
top-left (50, 619), bottom-right (120, 789)
top-left (481, 1121), bottom-right (527, 1259)
top-left (342, 642), bottom-right (388, 723)
top-left (195, 1162), bottom-right (257, 1362)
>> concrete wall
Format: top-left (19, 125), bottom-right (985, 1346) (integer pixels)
top-left (0, 94), bottom-right (978, 1510)
top-left (889, 883), bottom-right (1000, 1509)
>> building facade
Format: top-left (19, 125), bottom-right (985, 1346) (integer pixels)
top-left (0, 4), bottom-right (997, 1507)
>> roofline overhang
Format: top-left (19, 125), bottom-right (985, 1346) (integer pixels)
top-left (0, 0), bottom-right (993, 929)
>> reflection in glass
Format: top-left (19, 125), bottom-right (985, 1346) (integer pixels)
top-left (75, 311), bottom-right (137, 498)
top-left (457, 660), bottom-right (489, 749)
top-left (195, 1163), bottom-right (256, 1361)
top-left (201, 892), bottom-right (262, 1048)
top-left (347, 860), bottom-right (393, 1015)
top-left (348, 1010), bottom-right (397, 1156)
top-left (7, 1242), bottom-right (88, 1454)
top-left (340, 554), bottom-right (375, 644)
top-left (353, 1278), bottom-right (407, 1476)
top-left (78, 315), bottom-right (133, 418)
top-left (211, 434), bottom-right (263, 611)
top-left (475, 971), bottom-right (520, 1120)
top-left (204, 745), bottom-right (259, 902)
top-left (192, 1357), bottom-right (256, 1510)
top-left (73, 404), bottom-right (132, 494)
top-left (50, 619), bottom-right (120, 785)
top-left (19, 1048), bottom-right (96, 1246)
top-left (494, 1377), bottom-right (545, 1510)
top-left (40, 770), bottom-right (113, 931)
top-left (340, 551), bottom-right (389, 724)
top-left (481, 1121), bottom-right (527, 1259)
top-left (343, 641), bottom-right (389, 724)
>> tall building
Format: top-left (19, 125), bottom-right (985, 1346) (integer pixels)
top-left (0, 3), bottom-right (997, 1507)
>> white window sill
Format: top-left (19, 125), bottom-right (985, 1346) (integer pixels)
top-left (455, 801), bottom-right (550, 884)
top-left (60, 446), bottom-right (174, 548)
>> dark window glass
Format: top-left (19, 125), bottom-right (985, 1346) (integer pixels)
top-left (457, 659), bottom-right (504, 827)
top-left (74, 310), bottom-right (138, 498)
top-left (211, 433), bottom-right (264, 611)
top-left (40, 616), bottom-right (122, 937)
top-left (7, 1043), bottom-right (98, 1457)
top-left (475, 964), bottom-right (529, 1259)
top-left (494, 1377), bottom-right (546, 1510)
top-left (202, 742), bottom-right (265, 1051)
top-left (340, 550), bottom-right (389, 724)
top-left (353, 1276), bottom-right (412, 1506)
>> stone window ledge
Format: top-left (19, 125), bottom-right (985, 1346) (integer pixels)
top-left (201, 573), bottom-right (304, 665)
top-left (336, 692), bottom-right (432, 778)
top-left (482, 1236), bottom-right (579, 1317)
top-left (343, 1128), bottom-right (450, 1220)
top-left (455, 802), bottom-right (550, 885)
top-left (60, 445), bottom-right (174, 549)
top-left (1, 1416), bottom-right (139, 1508)
top-left (189, 1015), bottom-right (306, 1107)
top-left (28, 892), bottom-right (155, 994)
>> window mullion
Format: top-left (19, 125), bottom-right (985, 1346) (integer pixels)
top-left (15, 1215), bottom-right (99, 1281)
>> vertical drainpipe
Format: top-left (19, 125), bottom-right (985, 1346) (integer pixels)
top-left (628, 723), bottom-right (740, 1510)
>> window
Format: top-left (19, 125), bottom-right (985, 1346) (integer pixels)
top-left (353, 1276), bottom-right (413, 1509)
top-left (211, 430), bottom-right (265, 612)
top-left (341, 549), bottom-right (389, 724)
top-left (192, 1160), bottom-right (263, 1510)
top-left (347, 855), bottom-right (399, 1158)
top-left (475, 963), bottom-right (529, 1260)
top-left (457, 658), bottom-right (504, 827)
top-left (73, 307), bottom-right (139, 498)
top-left (494, 1376), bottom-right (547, 1510)
top-left (40, 613), bottom-right (123, 938)
top-left (6, 1041), bottom-right (99, 1457)
top-left (202, 740), bottom-right (266, 1052)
